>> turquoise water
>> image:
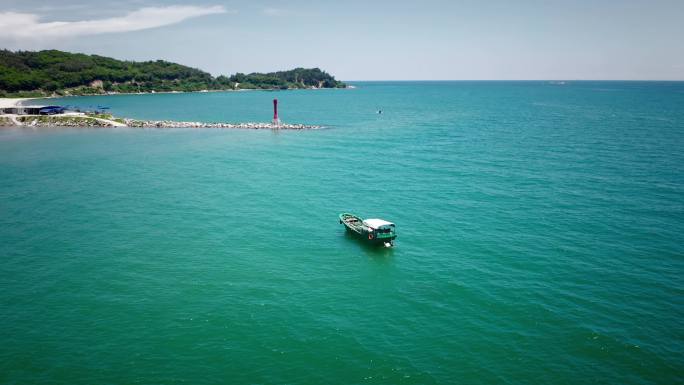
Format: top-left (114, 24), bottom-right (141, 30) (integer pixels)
top-left (1, 82), bottom-right (683, 384)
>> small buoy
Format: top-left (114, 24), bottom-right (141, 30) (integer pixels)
top-left (384, 242), bottom-right (392, 248)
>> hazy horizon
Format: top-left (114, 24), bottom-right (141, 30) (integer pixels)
top-left (1, 0), bottom-right (683, 81)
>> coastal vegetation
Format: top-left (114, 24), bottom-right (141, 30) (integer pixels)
top-left (0, 50), bottom-right (346, 97)
top-left (228, 68), bottom-right (345, 90)
top-left (16, 115), bottom-right (112, 127)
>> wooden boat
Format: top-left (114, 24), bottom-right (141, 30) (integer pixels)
top-left (339, 213), bottom-right (396, 247)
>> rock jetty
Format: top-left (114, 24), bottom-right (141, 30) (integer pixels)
top-left (0, 114), bottom-right (322, 129)
top-left (123, 119), bottom-right (321, 129)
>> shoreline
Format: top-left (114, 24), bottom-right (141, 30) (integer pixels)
top-left (1, 97), bottom-right (322, 129)
top-left (5, 85), bottom-right (354, 105)
top-left (0, 112), bottom-right (322, 130)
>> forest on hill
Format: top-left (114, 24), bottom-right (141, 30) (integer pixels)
top-left (0, 50), bottom-right (346, 97)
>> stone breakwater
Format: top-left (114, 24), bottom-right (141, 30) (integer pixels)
top-left (123, 119), bottom-right (322, 129)
top-left (0, 114), bottom-right (322, 129)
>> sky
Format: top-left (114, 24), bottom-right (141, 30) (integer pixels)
top-left (1, 0), bottom-right (683, 80)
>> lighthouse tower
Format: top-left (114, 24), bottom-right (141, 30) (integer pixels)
top-left (272, 98), bottom-right (281, 127)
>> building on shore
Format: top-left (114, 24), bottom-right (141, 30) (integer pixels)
top-left (1, 105), bottom-right (66, 115)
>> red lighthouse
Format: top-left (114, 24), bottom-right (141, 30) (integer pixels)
top-left (272, 98), bottom-right (280, 126)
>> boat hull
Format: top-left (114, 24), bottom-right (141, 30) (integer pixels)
top-left (350, 230), bottom-right (396, 245)
top-left (339, 213), bottom-right (396, 246)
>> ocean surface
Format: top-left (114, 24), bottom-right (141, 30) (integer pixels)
top-left (1, 82), bottom-right (683, 384)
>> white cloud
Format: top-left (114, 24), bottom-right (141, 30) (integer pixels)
top-left (0, 5), bottom-right (228, 40)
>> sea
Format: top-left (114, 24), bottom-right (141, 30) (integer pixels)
top-left (1, 81), bottom-right (682, 384)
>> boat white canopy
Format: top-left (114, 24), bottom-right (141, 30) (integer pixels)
top-left (363, 218), bottom-right (395, 229)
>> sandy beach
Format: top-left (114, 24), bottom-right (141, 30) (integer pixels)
top-left (0, 98), bottom-right (33, 108)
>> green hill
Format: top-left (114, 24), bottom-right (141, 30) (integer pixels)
top-left (0, 50), bottom-right (346, 97)
top-left (228, 68), bottom-right (346, 90)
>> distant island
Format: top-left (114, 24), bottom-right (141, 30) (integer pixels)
top-left (0, 50), bottom-right (347, 97)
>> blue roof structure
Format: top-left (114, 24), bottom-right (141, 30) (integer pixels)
top-left (38, 106), bottom-right (66, 114)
